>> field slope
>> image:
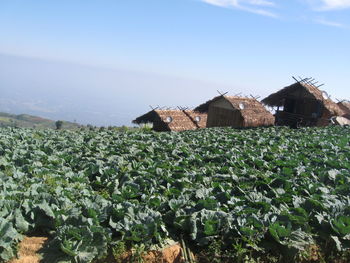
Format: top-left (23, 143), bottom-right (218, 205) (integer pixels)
top-left (0, 126), bottom-right (350, 263)
top-left (0, 112), bottom-right (80, 129)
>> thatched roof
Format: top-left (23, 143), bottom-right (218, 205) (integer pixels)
top-left (262, 82), bottom-right (344, 116)
top-left (194, 95), bottom-right (222, 113)
top-left (225, 96), bottom-right (275, 125)
top-left (196, 95), bottom-right (275, 127)
top-left (133, 109), bottom-right (207, 131)
top-left (338, 100), bottom-right (350, 118)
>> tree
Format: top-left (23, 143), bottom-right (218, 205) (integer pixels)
top-left (55, 120), bottom-right (63, 130)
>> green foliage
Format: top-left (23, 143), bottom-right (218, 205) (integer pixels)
top-left (0, 218), bottom-right (22, 261)
top-left (0, 126), bottom-right (350, 262)
top-left (112, 241), bottom-right (126, 262)
top-left (55, 120), bottom-right (64, 130)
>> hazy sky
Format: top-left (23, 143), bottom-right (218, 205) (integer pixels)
top-left (0, 0), bottom-right (349, 125)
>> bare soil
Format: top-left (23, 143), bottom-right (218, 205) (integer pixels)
top-left (97, 244), bottom-right (183, 263)
top-left (132, 244), bottom-right (183, 263)
top-left (9, 237), bottom-right (183, 263)
top-left (8, 237), bottom-right (48, 263)
top-left (11, 237), bottom-right (337, 263)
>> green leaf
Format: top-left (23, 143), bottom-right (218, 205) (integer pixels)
top-left (14, 210), bottom-right (29, 233)
top-left (269, 222), bottom-right (292, 243)
top-left (331, 216), bottom-right (350, 237)
top-left (204, 220), bottom-right (218, 236)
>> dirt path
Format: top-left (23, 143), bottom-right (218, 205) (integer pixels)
top-left (8, 237), bottom-right (48, 263)
top-left (8, 237), bottom-right (183, 263)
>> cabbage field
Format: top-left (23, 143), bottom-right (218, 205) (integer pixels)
top-left (1, 126), bottom-right (350, 262)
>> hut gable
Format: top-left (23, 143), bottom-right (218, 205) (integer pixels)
top-left (194, 95), bottom-right (222, 113)
top-left (262, 78), bottom-right (344, 127)
top-left (133, 109), bottom-right (207, 132)
top-left (202, 95), bottom-right (275, 128)
top-left (337, 101), bottom-right (350, 119)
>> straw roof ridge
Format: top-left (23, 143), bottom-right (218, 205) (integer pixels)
top-left (133, 109), bottom-right (207, 131)
top-left (224, 96), bottom-right (264, 109)
top-left (194, 95), bottom-right (222, 113)
top-left (194, 95), bottom-right (262, 113)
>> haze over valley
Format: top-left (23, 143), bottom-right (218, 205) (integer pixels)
top-left (0, 53), bottom-right (241, 126)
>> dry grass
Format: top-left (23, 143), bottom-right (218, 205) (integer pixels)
top-left (8, 237), bottom-right (48, 263)
top-left (96, 244), bottom-right (183, 263)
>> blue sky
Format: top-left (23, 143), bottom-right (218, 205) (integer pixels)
top-left (0, 0), bottom-right (349, 125)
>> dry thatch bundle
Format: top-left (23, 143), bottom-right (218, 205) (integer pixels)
top-left (337, 100), bottom-right (350, 119)
top-left (133, 109), bottom-right (207, 132)
top-left (195, 95), bottom-right (274, 128)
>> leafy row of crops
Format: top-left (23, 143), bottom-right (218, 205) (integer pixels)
top-left (1, 126), bottom-right (350, 262)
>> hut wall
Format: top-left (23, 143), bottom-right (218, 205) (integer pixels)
top-left (283, 98), bottom-right (322, 117)
top-left (284, 98), bottom-right (297, 113)
top-left (296, 99), bottom-right (323, 117)
top-left (153, 121), bottom-right (170, 132)
top-left (316, 111), bottom-right (332, 127)
top-left (207, 98), bottom-right (241, 127)
top-left (207, 106), bottom-right (243, 127)
top-left (243, 116), bottom-right (274, 127)
top-left (278, 99), bottom-right (330, 127)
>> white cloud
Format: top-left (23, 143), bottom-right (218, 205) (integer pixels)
top-left (199, 0), bottom-right (349, 27)
top-left (247, 0), bottom-right (275, 6)
top-left (322, 0), bottom-right (350, 9)
top-left (307, 0), bottom-right (350, 10)
top-left (202, 0), bottom-right (275, 7)
top-left (200, 0), bottom-right (278, 17)
top-left (299, 1), bottom-right (350, 28)
top-left (314, 18), bottom-right (346, 27)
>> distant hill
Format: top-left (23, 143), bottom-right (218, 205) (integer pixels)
top-left (0, 112), bottom-right (81, 129)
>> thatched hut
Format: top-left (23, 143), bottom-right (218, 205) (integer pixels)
top-left (337, 100), bottom-right (350, 119)
top-left (262, 79), bottom-right (344, 127)
top-left (133, 109), bottom-right (207, 132)
top-left (194, 95), bottom-right (275, 128)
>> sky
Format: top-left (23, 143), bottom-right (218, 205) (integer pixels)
top-left (0, 0), bottom-right (349, 125)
